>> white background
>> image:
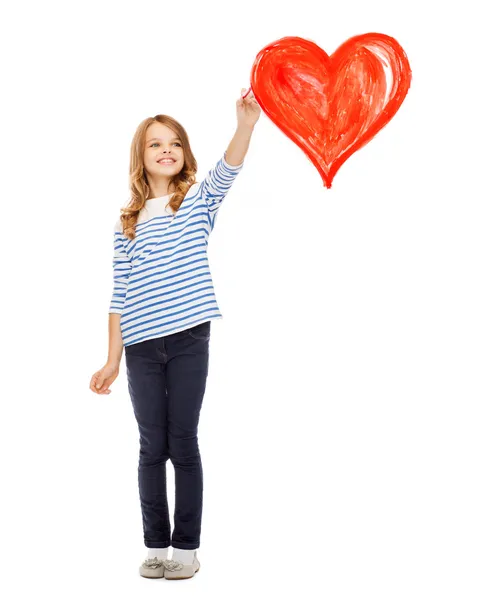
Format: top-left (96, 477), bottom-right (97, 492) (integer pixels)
top-left (1, 0), bottom-right (500, 598)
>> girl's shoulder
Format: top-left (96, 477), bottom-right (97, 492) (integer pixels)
top-left (186, 181), bottom-right (201, 198)
top-left (112, 183), bottom-right (202, 235)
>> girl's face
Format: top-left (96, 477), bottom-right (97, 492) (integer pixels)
top-left (143, 123), bottom-right (185, 181)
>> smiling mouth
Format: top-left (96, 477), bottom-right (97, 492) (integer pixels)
top-left (158, 159), bottom-right (176, 165)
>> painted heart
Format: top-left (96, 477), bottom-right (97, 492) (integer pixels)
top-left (250, 33), bottom-right (412, 188)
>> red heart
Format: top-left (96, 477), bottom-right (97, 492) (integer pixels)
top-left (250, 33), bottom-right (412, 188)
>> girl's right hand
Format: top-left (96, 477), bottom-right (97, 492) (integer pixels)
top-left (89, 363), bottom-right (119, 395)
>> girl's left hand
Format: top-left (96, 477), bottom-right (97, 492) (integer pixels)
top-left (237, 87), bottom-right (261, 128)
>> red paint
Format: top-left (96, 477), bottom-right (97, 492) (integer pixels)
top-left (250, 34), bottom-right (412, 188)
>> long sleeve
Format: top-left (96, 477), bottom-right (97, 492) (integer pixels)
top-left (200, 151), bottom-right (244, 233)
top-left (109, 220), bottom-right (132, 315)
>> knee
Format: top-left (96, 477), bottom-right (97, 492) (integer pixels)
top-left (138, 436), bottom-right (169, 466)
top-left (168, 435), bottom-right (200, 467)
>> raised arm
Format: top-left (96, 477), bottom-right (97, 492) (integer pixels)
top-left (225, 87), bottom-right (261, 164)
top-left (200, 88), bottom-right (261, 232)
top-left (225, 123), bottom-right (254, 167)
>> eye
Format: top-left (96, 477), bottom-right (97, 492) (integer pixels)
top-left (150, 142), bottom-right (181, 148)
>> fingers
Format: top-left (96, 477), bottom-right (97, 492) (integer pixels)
top-left (94, 383), bottom-right (111, 394)
top-left (241, 87), bottom-right (254, 100)
top-left (90, 374), bottom-right (112, 395)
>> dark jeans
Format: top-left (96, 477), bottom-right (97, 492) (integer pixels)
top-left (124, 320), bottom-right (211, 549)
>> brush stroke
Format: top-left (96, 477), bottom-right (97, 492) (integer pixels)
top-left (250, 33), bottom-right (412, 188)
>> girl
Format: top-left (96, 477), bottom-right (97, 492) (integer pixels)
top-left (89, 88), bottom-right (261, 580)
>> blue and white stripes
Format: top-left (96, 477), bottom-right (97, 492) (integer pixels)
top-left (109, 152), bottom-right (244, 347)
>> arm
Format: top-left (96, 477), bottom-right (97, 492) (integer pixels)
top-left (200, 123), bottom-right (254, 202)
top-left (200, 89), bottom-right (260, 231)
top-left (108, 222), bottom-right (132, 366)
top-left (199, 125), bottom-right (256, 233)
top-left (199, 147), bottom-right (246, 233)
top-left (226, 86), bottom-right (260, 164)
top-left (224, 86), bottom-right (260, 164)
top-left (225, 123), bottom-right (255, 166)
top-left (107, 313), bottom-right (123, 368)
top-left (109, 224), bottom-right (132, 314)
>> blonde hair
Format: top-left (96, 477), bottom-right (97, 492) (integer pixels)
top-left (120, 115), bottom-right (198, 240)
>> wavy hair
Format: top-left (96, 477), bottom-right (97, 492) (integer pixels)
top-left (119, 115), bottom-right (198, 240)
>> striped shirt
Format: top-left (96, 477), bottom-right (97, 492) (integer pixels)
top-left (109, 151), bottom-right (244, 347)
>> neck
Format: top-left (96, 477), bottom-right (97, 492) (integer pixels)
top-left (147, 176), bottom-right (175, 199)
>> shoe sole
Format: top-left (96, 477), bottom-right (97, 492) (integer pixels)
top-left (140, 570), bottom-right (165, 578)
top-left (139, 564), bottom-right (201, 579)
top-left (164, 564), bottom-right (200, 580)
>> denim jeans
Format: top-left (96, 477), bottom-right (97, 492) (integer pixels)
top-left (124, 320), bottom-right (211, 549)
